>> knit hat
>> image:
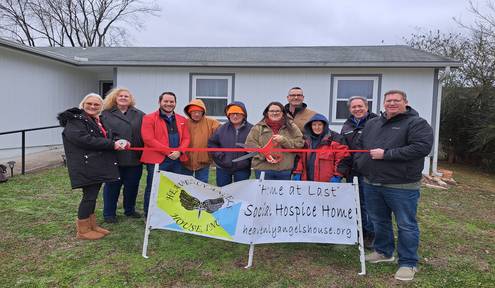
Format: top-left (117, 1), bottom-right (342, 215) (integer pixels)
top-left (226, 105), bottom-right (245, 116)
top-left (187, 105), bottom-right (204, 113)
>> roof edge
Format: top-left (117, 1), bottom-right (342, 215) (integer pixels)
top-left (76, 60), bottom-right (461, 68)
top-left (0, 37), bottom-right (78, 65)
top-left (0, 37), bottom-right (461, 68)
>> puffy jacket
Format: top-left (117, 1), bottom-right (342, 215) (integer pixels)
top-left (100, 106), bottom-right (145, 167)
top-left (140, 110), bottom-right (190, 164)
top-left (57, 108), bottom-right (120, 189)
top-left (183, 99), bottom-right (221, 171)
top-left (208, 101), bottom-right (253, 172)
top-left (354, 106), bottom-right (434, 184)
top-left (245, 118), bottom-right (304, 171)
top-left (294, 114), bottom-right (350, 182)
top-left (284, 103), bottom-right (317, 132)
top-left (339, 112), bottom-right (378, 178)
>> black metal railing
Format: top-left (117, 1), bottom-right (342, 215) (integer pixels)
top-left (0, 125), bottom-right (61, 175)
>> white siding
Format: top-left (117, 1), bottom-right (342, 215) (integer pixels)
top-left (0, 46), bottom-right (98, 151)
top-left (118, 66), bottom-right (435, 173)
top-left (117, 66), bottom-right (436, 126)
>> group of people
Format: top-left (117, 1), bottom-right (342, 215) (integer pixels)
top-left (58, 86), bottom-right (433, 281)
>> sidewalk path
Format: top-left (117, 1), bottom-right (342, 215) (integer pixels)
top-left (0, 146), bottom-right (65, 176)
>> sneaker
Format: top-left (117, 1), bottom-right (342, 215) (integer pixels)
top-left (104, 217), bottom-right (117, 223)
top-left (125, 211), bottom-right (142, 218)
top-left (365, 251), bottom-right (395, 263)
top-left (394, 266), bottom-right (418, 281)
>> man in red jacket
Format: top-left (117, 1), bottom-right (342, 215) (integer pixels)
top-left (141, 91), bottom-right (190, 217)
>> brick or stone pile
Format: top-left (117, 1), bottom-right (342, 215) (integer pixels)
top-left (422, 169), bottom-right (457, 190)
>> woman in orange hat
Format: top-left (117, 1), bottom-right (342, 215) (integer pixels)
top-left (208, 101), bottom-right (253, 186)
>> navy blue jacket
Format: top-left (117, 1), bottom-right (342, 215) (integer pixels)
top-left (208, 101), bottom-right (253, 172)
top-left (340, 112), bottom-right (378, 178)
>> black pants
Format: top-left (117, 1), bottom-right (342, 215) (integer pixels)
top-left (78, 183), bottom-right (102, 219)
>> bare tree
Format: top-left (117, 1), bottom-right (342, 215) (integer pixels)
top-left (404, 2), bottom-right (495, 170)
top-left (404, 28), bottom-right (495, 89)
top-left (404, 29), bottom-right (469, 87)
top-left (456, 0), bottom-right (495, 37)
top-left (0, 0), bottom-right (160, 47)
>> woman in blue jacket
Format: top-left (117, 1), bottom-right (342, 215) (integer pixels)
top-left (208, 102), bottom-right (253, 186)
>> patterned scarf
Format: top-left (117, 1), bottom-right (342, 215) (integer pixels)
top-left (265, 117), bottom-right (284, 134)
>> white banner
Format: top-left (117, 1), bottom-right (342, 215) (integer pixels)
top-left (146, 171), bottom-right (359, 245)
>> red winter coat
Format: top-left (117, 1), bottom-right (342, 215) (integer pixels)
top-left (140, 110), bottom-right (190, 164)
top-left (294, 134), bottom-right (350, 182)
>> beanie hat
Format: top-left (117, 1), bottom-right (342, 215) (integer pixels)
top-left (187, 105), bottom-right (204, 113)
top-left (226, 105), bottom-right (245, 116)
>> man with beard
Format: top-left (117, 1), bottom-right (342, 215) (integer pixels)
top-left (141, 91), bottom-right (190, 217)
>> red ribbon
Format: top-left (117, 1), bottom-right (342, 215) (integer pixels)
top-left (127, 147), bottom-right (369, 153)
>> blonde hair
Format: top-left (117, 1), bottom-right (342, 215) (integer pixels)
top-left (103, 87), bottom-right (136, 110)
top-left (79, 93), bottom-right (104, 115)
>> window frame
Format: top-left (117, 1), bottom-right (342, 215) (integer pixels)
top-left (329, 74), bottom-right (382, 124)
top-left (189, 73), bottom-right (235, 121)
top-left (99, 80), bottom-right (113, 99)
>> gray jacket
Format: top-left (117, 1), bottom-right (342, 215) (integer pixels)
top-left (101, 107), bottom-right (145, 167)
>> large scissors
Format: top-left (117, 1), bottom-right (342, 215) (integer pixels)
top-left (232, 136), bottom-right (282, 163)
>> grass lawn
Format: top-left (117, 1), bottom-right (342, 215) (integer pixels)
top-left (0, 163), bottom-right (494, 287)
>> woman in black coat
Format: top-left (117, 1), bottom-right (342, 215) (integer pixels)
top-left (57, 93), bottom-right (127, 240)
top-left (100, 88), bottom-right (145, 223)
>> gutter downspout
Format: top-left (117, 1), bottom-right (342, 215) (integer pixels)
top-left (432, 66), bottom-right (451, 176)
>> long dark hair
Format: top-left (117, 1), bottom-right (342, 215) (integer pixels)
top-left (262, 102), bottom-right (289, 124)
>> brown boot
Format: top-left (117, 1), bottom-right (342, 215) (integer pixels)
top-left (76, 218), bottom-right (105, 240)
top-left (89, 214), bottom-right (110, 235)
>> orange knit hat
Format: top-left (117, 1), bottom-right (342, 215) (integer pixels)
top-left (187, 105), bottom-right (204, 113)
top-left (226, 105), bottom-right (245, 116)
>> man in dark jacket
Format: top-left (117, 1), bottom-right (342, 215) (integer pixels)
top-left (340, 96), bottom-right (378, 248)
top-left (356, 90), bottom-right (433, 281)
top-left (208, 101), bottom-right (253, 186)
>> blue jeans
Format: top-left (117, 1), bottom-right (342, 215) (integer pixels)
top-left (144, 159), bottom-right (185, 215)
top-left (255, 170), bottom-right (292, 180)
top-left (358, 178), bottom-right (374, 235)
top-left (103, 165), bottom-right (143, 218)
top-left (363, 182), bottom-right (420, 267)
top-left (182, 166), bottom-right (210, 183)
top-left (216, 167), bottom-right (251, 187)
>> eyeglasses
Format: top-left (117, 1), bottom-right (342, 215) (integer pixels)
top-left (85, 102), bottom-right (101, 107)
top-left (288, 94), bottom-right (304, 98)
top-left (268, 110), bottom-right (282, 114)
top-left (385, 99), bottom-right (404, 104)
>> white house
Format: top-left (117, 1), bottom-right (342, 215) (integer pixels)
top-left (0, 38), bottom-right (459, 173)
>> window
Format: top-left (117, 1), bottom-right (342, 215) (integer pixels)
top-left (330, 75), bottom-right (380, 123)
top-left (190, 74), bottom-right (234, 118)
top-left (99, 80), bottom-right (113, 99)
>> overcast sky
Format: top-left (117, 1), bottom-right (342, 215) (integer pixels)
top-left (130, 0), bottom-right (477, 47)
